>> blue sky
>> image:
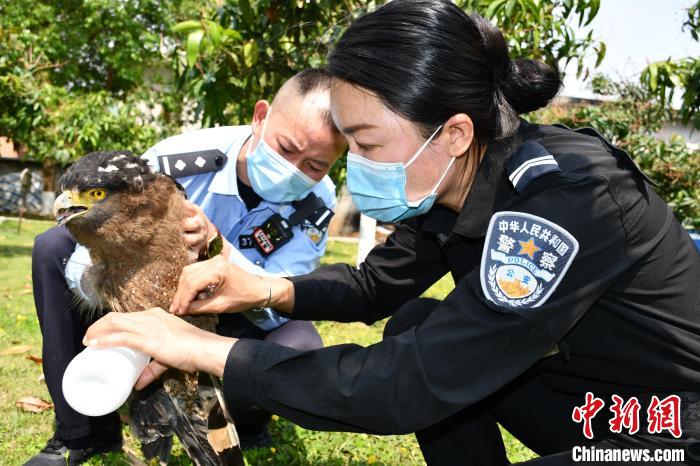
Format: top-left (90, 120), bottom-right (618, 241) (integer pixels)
top-left (561, 0), bottom-right (700, 98)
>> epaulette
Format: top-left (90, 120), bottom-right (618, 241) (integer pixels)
top-left (157, 150), bottom-right (226, 178)
top-left (506, 141), bottom-right (560, 194)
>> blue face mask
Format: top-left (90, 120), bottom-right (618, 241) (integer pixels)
top-left (246, 108), bottom-right (316, 203)
top-left (346, 125), bottom-right (454, 223)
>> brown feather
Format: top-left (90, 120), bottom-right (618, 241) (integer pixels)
top-left (66, 174), bottom-right (241, 465)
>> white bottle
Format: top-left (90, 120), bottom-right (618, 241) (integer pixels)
top-left (62, 346), bottom-right (150, 417)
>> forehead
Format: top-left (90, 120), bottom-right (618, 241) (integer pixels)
top-left (274, 89), bottom-right (328, 133)
top-left (272, 89), bottom-right (343, 159)
top-left (329, 80), bottom-right (412, 135)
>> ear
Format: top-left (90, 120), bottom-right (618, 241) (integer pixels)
top-left (443, 113), bottom-right (474, 159)
top-left (251, 100), bottom-right (271, 136)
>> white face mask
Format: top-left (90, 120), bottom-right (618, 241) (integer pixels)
top-left (246, 108), bottom-right (316, 203)
top-left (346, 125), bottom-right (454, 222)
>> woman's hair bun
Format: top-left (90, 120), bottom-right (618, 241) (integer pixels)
top-left (327, 0), bottom-right (562, 143)
top-left (473, 12), bottom-right (561, 115)
top-left (501, 58), bottom-right (562, 115)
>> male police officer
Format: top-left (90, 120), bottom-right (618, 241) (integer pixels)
top-left (26, 68), bottom-right (346, 465)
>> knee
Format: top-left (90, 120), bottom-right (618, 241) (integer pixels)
top-left (33, 226), bottom-right (76, 264)
top-left (383, 297), bottom-right (440, 339)
top-left (288, 321), bottom-right (324, 351)
top-left (268, 320), bottom-right (323, 351)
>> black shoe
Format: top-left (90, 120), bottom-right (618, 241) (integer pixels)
top-left (24, 435), bottom-right (123, 466)
top-left (23, 436), bottom-right (69, 466)
top-left (66, 437), bottom-right (122, 466)
top-left (238, 426), bottom-right (273, 451)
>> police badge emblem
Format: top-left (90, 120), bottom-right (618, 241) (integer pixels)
top-left (480, 211), bottom-right (578, 309)
top-left (302, 221), bottom-right (325, 246)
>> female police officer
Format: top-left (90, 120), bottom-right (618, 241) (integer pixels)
top-left (85, 0), bottom-right (700, 463)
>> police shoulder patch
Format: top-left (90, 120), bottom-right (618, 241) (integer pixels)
top-left (480, 211), bottom-right (578, 309)
top-left (301, 221), bottom-right (326, 247)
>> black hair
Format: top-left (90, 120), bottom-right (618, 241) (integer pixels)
top-left (290, 67), bottom-right (337, 129)
top-left (326, 0), bottom-right (561, 143)
top-left (293, 67), bottom-right (334, 96)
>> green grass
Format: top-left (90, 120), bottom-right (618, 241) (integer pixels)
top-left (0, 218), bottom-right (537, 465)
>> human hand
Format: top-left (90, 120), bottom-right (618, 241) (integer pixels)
top-left (169, 255), bottom-right (272, 315)
top-left (83, 307), bottom-right (236, 389)
top-left (182, 200), bottom-right (217, 259)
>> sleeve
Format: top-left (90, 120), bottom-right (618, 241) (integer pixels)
top-left (64, 244), bottom-right (92, 298)
top-left (287, 217), bottom-right (449, 324)
top-left (140, 146), bottom-right (160, 172)
top-left (221, 178), bottom-right (633, 435)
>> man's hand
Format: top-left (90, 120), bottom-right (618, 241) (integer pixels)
top-left (169, 255), bottom-right (295, 316)
top-left (83, 308), bottom-right (236, 389)
top-left (182, 200), bottom-right (217, 259)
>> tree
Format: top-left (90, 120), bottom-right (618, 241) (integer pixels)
top-left (0, 0), bottom-right (202, 182)
top-left (171, 0), bottom-right (606, 188)
top-left (532, 76), bottom-right (700, 229)
top-left (640, 1), bottom-right (700, 129)
top-left (459, 0), bottom-right (605, 77)
top-left (173, 0), bottom-right (606, 127)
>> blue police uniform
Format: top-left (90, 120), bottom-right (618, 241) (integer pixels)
top-left (66, 125), bottom-right (336, 331)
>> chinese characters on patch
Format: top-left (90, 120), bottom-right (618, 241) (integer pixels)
top-left (482, 212), bottom-right (578, 309)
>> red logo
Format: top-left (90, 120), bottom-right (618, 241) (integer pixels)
top-left (253, 228), bottom-right (274, 254)
top-left (647, 395), bottom-right (682, 438)
top-left (572, 392), bottom-right (683, 440)
top-left (572, 392), bottom-right (605, 439)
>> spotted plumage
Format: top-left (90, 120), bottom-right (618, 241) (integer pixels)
top-left (55, 151), bottom-right (243, 465)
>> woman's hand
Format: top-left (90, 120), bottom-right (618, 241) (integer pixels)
top-left (83, 307), bottom-right (236, 389)
top-left (169, 255), bottom-right (296, 316)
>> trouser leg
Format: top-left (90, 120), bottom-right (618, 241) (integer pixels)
top-left (385, 297), bottom-right (699, 465)
top-left (217, 314), bottom-right (324, 437)
top-left (383, 298), bottom-right (508, 465)
top-left (32, 226), bottom-right (120, 446)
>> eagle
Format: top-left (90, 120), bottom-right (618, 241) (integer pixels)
top-left (53, 150), bottom-right (243, 466)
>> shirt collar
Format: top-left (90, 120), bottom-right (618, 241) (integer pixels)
top-left (423, 120), bottom-right (530, 239)
top-left (208, 126), bottom-right (253, 196)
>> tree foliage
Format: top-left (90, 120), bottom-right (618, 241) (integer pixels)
top-left (0, 0), bottom-right (197, 172)
top-left (173, 0), bottom-right (605, 127)
top-left (171, 0), bottom-right (605, 190)
top-left (640, 1), bottom-right (700, 129)
top-left (459, 0), bottom-right (605, 77)
top-left (532, 77), bottom-right (700, 229)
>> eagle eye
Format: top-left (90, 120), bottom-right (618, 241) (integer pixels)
top-left (87, 189), bottom-right (106, 200)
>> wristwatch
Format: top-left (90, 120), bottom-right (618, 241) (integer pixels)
top-left (199, 228), bottom-right (224, 260)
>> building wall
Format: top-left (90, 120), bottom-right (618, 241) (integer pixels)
top-left (0, 158), bottom-right (48, 215)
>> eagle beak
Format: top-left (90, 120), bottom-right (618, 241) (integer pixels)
top-left (54, 191), bottom-right (90, 226)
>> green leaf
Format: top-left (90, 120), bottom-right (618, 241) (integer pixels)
top-left (239, 0), bottom-right (254, 27)
top-left (585, 0), bottom-right (600, 26)
top-left (594, 41), bottom-right (606, 68)
top-left (205, 20), bottom-right (223, 47)
top-left (648, 64), bottom-right (659, 91)
top-left (172, 20), bottom-right (202, 35)
top-left (576, 58), bottom-right (584, 78)
top-left (505, 0), bottom-right (516, 19)
top-left (186, 30), bottom-right (204, 68)
top-left (484, 0), bottom-right (508, 19)
top-left (242, 40), bottom-right (258, 68)
top-left (224, 29), bottom-right (243, 41)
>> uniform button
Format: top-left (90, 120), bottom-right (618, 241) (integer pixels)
top-left (255, 260), bottom-right (262, 266)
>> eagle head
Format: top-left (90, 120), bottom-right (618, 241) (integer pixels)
top-left (54, 151), bottom-right (158, 227)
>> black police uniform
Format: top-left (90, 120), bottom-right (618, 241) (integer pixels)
top-left (222, 120), bottom-right (700, 464)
